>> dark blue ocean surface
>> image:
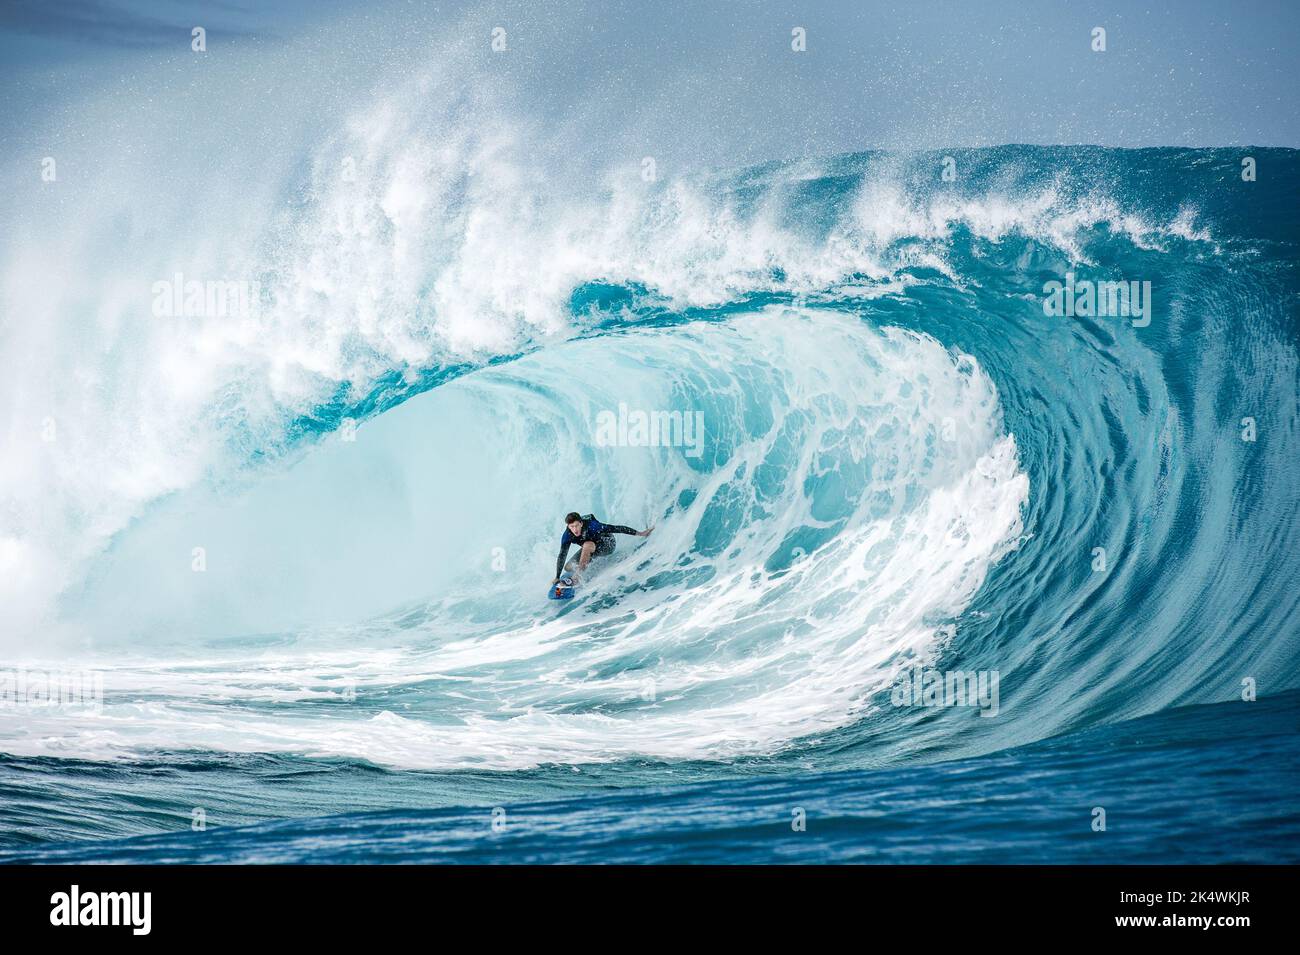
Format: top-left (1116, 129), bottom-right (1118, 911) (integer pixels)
top-left (4, 692), bottom-right (1296, 864)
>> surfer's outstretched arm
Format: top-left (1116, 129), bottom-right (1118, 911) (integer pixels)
top-left (607, 524), bottom-right (654, 538)
top-left (603, 524), bottom-right (641, 536)
top-left (555, 540), bottom-right (571, 580)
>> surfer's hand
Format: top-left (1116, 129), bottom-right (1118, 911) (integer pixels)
top-left (639, 526), bottom-right (654, 537)
top-left (551, 577), bottom-right (561, 585)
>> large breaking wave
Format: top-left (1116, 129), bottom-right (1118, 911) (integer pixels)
top-left (1, 29), bottom-right (1297, 790)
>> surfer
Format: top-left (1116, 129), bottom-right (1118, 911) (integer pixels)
top-left (553, 512), bottom-right (653, 583)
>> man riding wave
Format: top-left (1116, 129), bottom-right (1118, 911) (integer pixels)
top-left (553, 511), bottom-right (653, 584)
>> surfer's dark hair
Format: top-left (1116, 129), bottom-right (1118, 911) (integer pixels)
top-left (565, 512), bottom-right (582, 524)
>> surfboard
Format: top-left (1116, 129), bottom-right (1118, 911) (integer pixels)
top-left (548, 577), bottom-right (577, 600)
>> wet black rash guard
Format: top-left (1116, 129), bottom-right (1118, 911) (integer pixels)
top-left (556, 515), bottom-right (638, 578)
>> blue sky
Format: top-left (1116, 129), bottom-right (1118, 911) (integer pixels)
top-left (2, 0), bottom-right (1297, 158)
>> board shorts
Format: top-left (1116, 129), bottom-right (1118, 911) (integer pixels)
top-left (566, 534), bottom-right (617, 568)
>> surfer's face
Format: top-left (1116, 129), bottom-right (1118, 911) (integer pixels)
top-left (567, 519), bottom-right (583, 535)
